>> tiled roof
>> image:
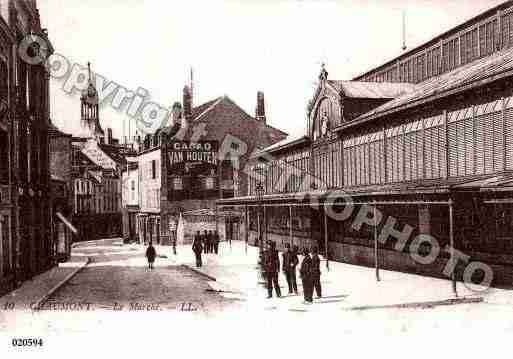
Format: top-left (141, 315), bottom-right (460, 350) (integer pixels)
top-left (191, 98), bottom-right (221, 119)
top-left (177, 95), bottom-right (287, 145)
top-left (327, 80), bottom-right (416, 99)
top-left (98, 143), bottom-right (136, 165)
top-left (345, 45), bottom-right (513, 129)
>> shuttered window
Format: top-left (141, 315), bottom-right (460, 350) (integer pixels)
top-left (475, 113), bottom-right (485, 175)
top-left (464, 113), bottom-right (475, 175)
top-left (502, 11), bottom-right (513, 49)
top-left (447, 110), bottom-right (458, 177)
top-left (474, 99), bottom-right (502, 175)
top-left (505, 96), bottom-right (513, 170)
top-left (433, 47), bottom-right (441, 76)
top-left (410, 127), bottom-right (418, 181)
top-left (397, 127), bottom-right (403, 182)
top-left (378, 138), bottom-right (386, 183)
top-left (479, 24), bottom-right (486, 57)
top-left (404, 126), bottom-right (412, 181)
top-left (386, 128), bottom-right (393, 182)
top-left (403, 120), bottom-right (423, 182)
top-left (442, 39), bottom-right (459, 73)
top-left (448, 105), bottom-right (480, 177)
top-left (426, 51), bottom-right (433, 79)
top-left (392, 131), bottom-right (399, 182)
top-left (493, 107), bottom-right (504, 173)
top-left (416, 120), bottom-right (424, 179)
top-left (385, 125), bottom-right (405, 183)
top-left (484, 111), bottom-right (495, 174)
top-left (424, 118), bottom-right (434, 179)
top-left (439, 116), bottom-right (447, 179)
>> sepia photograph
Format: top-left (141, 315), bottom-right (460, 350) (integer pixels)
top-left (1, 0), bottom-right (513, 357)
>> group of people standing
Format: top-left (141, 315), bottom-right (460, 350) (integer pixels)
top-left (192, 230), bottom-right (221, 268)
top-left (262, 241), bottom-right (322, 304)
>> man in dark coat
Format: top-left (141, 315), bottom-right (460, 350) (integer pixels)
top-left (208, 230), bottom-right (214, 254)
top-left (213, 230), bottom-right (220, 255)
top-left (300, 247), bottom-right (313, 303)
top-left (263, 241), bottom-right (281, 298)
top-left (203, 230), bottom-right (210, 253)
top-left (282, 243), bottom-right (299, 295)
top-left (146, 242), bottom-right (156, 270)
top-left (311, 246), bottom-right (322, 298)
top-left (192, 231), bottom-right (203, 268)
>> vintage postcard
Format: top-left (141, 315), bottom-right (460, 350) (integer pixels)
top-left (1, 0), bottom-right (513, 357)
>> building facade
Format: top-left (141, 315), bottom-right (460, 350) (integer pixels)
top-left (137, 145), bottom-right (161, 244)
top-left (0, 0), bottom-right (55, 295)
top-left (219, 0), bottom-right (513, 288)
top-left (69, 64), bottom-right (134, 242)
top-left (121, 159), bottom-right (139, 243)
top-left (132, 86), bottom-right (287, 245)
top-left (49, 121), bottom-right (74, 261)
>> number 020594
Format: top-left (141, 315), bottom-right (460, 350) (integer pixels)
top-left (11, 338), bottom-right (43, 347)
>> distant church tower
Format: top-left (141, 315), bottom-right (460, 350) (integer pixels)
top-left (80, 62), bottom-right (105, 142)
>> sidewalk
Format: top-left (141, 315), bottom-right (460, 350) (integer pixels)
top-left (0, 260), bottom-right (88, 311)
top-left (157, 240), bottom-right (513, 312)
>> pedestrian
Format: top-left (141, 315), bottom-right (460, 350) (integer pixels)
top-left (311, 246), bottom-right (322, 298)
top-left (208, 230), bottom-right (214, 254)
top-left (192, 231), bottom-right (203, 268)
top-left (172, 230), bottom-right (177, 255)
top-left (213, 230), bottom-right (220, 255)
top-left (145, 241), bottom-right (156, 270)
top-left (300, 247), bottom-right (313, 304)
top-left (264, 241), bottom-right (281, 298)
top-left (282, 243), bottom-right (299, 295)
top-left (203, 229), bottom-right (210, 253)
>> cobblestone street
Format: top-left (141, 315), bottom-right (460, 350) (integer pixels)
top-left (49, 239), bottom-right (240, 313)
top-left (0, 239), bottom-right (242, 336)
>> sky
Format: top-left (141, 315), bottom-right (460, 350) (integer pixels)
top-left (38, 0), bottom-right (506, 141)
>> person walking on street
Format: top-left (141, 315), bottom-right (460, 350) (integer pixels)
top-left (264, 241), bottom-right (281, 298)
top-left (146, 241), bottom-right (156, 270)
top-left (172, 230), bottom-right (177, 255)
top-left (282, 243), bottom-right (299, 295)
top-left (300, 247), bottom-right (313, 304)
top-left (203, 229), bottom-right (210, 253)
top-left (192, 231), bottom-right (203, 268)
top-left (208, 230), bottom-right (214, 254)
top-left (311, 247), bottom-right (322, 298)
top-left (214, 230), bottom-right (220, 255)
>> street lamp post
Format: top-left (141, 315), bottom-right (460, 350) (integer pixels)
top-left (255, 182), bottom-right (266, 285)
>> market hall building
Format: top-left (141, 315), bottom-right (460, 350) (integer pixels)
top-left (218, 1), bottom-right (513, 288)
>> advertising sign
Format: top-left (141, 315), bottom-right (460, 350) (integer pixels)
top-left (166, 141), bottom-right (219, 177)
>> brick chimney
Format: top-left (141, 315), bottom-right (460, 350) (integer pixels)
top-left (255, 91), bottom-right (266, 124)
top-left (183, 85), bottom-right (192, 120)
top-left (171, 101), bottom-right (182, 126)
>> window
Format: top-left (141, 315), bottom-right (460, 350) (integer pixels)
top-left (205, 177), bottom-right (214, 190)
top-left (0, 129), bottom-right (7, 184)
top-left (0, 59), bottom-right (7, 105)
top-left (151, 160), bottom-right (156, 179)
top-left (173, 177), bottom-right (183, 190)
top-left (131, 180), bottom-right (135, 191)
